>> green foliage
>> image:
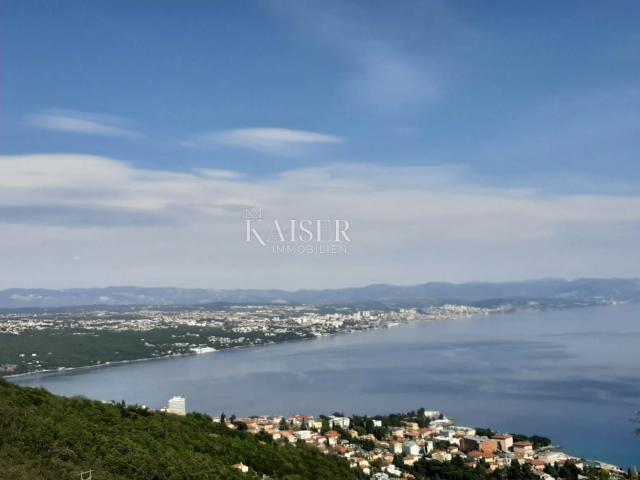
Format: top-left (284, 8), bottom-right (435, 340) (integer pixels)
top-left (528, 435), bottom-right (551, 448)
top-left (474, 427), bottom-right (494, 437)
top-left (320, 420), bottom-right (330, 434)
top-left (233, 421), bottom-right (248, 431)
top-left (0, 379), bottom-right (359, 480)
top-left (349, 410), bottom-right (430, 432)
top-left (0, 325), bottom-right (315, 375)
top-left (510, 433), bottom-right (551, 448)
top-left (331, 425), bottom-right (374, 451)
top-left (407, 456), bottom-right (512, 480)
top-left (279, 417), bottom-right (290, 431)
top-left (473, 428), bottom-right (551, 448)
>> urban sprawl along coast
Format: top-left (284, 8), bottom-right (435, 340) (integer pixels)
top-left (0, 304), bottom-right (497, 375)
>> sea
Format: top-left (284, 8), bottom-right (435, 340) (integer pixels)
top-left (12, 303), bottom-right (640, 468)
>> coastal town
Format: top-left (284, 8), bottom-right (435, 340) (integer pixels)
top-left (0, 304), bottom-right (495, 336)
top-left (158, 396), bottom-right (628, 480)
top-left (0, 304), bottom-right (496, 374)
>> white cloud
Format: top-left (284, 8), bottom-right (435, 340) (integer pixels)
top-left (270, 1), bottom-right (446, 109)
top-left (186, 128), bottom-right (344, 154)
top-left (27, 110), bottom-right (144, 138)
top-left (349, 49), bottom-right (440, 109)
top-left (1, 153), bottom-right (640, 289)
top-left (196, 168), bottom-right (242, 179)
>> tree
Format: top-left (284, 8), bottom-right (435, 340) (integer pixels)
top-left (321, 419), bottom-right (331, 434)
top-left (544, 464), bottom-right (558, 477)
top-left (354, 425), bottom-right (367, 436)
top-left (508, 459), bottom-right (524, 480)
top-left (372, 426), bottom-right (388, 440)
top-left (279, 417), bottom-right (289, 431)
top-left (557, 462), bottom-right (580, 480)
top-left (0, 379), bottom-right (361, 480)
top-left (475, 427), bottom-right (494, 437)
top-left (234, 420), bottom-right (248, 431)
top-left (255, 430), bottom-right (272, 444)
top-left (529, 435), bottom-right (551, 448)
top-left (475, 459), bottom-right (488, 474)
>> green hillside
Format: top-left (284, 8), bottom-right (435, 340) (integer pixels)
top-left (0, 379), bottom-right (360, 480)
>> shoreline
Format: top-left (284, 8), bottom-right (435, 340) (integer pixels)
top-left (5, 303), bottom-right (637, 469)
top-left (4, 302), bottom-right (623, 380)
top-left (5, 321), bottom-right (416, 379)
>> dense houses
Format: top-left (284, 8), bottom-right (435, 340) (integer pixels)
top-left (0, 304), bottom-right (494, 337)
top-left (209, 409), bottom-right (625, 479)
top-left (0, 304), bottom-right (496, 374)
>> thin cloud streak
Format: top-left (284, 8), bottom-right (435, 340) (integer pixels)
top-left (270, 0), bottom-right (444, 109)
top-left (26, 110), bottom-right (144, 139)
top-left (184, 127), bottom-right (344, 154)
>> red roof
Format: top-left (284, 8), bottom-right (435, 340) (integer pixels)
top-left (513, 441), bottom-right (532, 447)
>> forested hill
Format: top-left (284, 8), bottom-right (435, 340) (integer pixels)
top-left (0, 379), bottom-right (360, 480)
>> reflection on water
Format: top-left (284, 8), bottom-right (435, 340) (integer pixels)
top-left (13, 304), bottom-right (640, 467)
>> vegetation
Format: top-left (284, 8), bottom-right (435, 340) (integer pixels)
top-left (406, 456), bottom-right (536, 480)
top-left (0, 379), bottom-right (360, 480)
top-left (406, 457), bottom-right (614, 480)
top-left (0, 326), bottom-right (312, 375)
top-left (0, 381), bottom-right (624, 480)
top-left (474, 427), bottom-right (551, 448)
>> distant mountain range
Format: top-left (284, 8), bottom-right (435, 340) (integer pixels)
top-left (1, 278), bottom-right (639, 309)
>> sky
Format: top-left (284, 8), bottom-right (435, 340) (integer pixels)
top-left (1, 0), bottom-right (640, 290)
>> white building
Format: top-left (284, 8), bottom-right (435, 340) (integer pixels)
top-left (455, 426), bottom-right (476, 436)
top-left (168, 396), bottom-right (186, 416)
top-left (402, 441), bottom-right (422, 456)
top-left (295, 430), bottom-right (312, 440)
top-left (232, 462), bottom-right (249, 473)
top-left (536, 451), bottom-right (568, 464)
top-left (385, 465), bottom-right (402, 477)
top-left (431, 450), bottom-right (452, 462)
top-left (422, 410), bottom-right (441, 418)
top-left (330, 416), bottom-right (351, 429)
top-left (429, 418), bottom-right (453, 428)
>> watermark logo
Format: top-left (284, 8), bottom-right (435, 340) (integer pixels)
top-left (245, 208), bottom-right (350, 255)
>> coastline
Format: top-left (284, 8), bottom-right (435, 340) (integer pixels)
top-left (6, 303), bottom-right (638, 469)
top-left (4, 321), bottom-right (411, 379)
top-left (4, 302), bottom-right (626, 380)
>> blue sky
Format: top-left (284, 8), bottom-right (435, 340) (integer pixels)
top-left (1, 1), bottom-right (640, 289)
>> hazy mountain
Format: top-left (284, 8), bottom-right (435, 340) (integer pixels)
top-left (1, 278), bottom-right (639, 309)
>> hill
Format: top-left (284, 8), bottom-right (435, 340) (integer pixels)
top-left (1, 278), bottom-right (640, 309)
top-left (0, 379), bottom-right (360, 480)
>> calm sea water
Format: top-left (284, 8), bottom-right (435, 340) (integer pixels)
top-left (12, 304), bottom-right (640, 467)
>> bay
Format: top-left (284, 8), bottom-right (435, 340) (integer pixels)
top-left (12, 304), bottom-right (640, 468)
